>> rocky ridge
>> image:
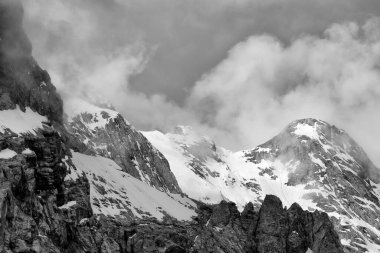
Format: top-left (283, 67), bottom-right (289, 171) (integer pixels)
top-left (63, 195), bottom-right (343, 253)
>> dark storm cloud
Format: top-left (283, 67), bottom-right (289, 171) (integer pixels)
top-left (21, 0), bottom-right (380, 165)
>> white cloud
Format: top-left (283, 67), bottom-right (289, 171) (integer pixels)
top-left (188, 17), bottom-right (380, 166)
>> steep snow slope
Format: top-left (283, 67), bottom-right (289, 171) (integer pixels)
top-left (143, 126), bottom-right (261, 206)
top-left (65, 151), bottom-right (196, 221)
top-left (0, 106), bottom-right (47, 134)
top-left (65, 98), bottom-right (182, 194)
top-left (143, 119), bottom-right (380, 252)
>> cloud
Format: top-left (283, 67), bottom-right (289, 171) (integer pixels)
top-left (21, 0), bottom-right (380, 167)
top-left (23, 0), bottom-right (380, 103)
top-left (188, 17), bottom-right (380, 166)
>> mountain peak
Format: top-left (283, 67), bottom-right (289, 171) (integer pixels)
top-left (64, 98), bottom-right (124, 131)
top-left (169, 125), bottom-right (214, 148)
top-left (287, 118), bottom-right (344, 140)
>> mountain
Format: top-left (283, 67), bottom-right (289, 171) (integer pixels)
top-left (65, 98), bottom-right (181, 194)
top-left (143, 119), bottom-right (380, 252)
top-left (0, 0), bottom-right (365, 252)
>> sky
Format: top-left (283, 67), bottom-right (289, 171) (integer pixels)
top-left (22, 0), bottom-right (380, 166)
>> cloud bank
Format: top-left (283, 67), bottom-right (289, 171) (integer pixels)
top-left (189, 18), bottom-right (380, 165)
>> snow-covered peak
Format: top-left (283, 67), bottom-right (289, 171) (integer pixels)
top-left (263, 118), bottom-right (380, 183)
top-left (66, 99), bottom-right (182, 194)
top-left (168, 125), bottom-right (213, 147)
top-left (65, 99), bottom-right (124, 131)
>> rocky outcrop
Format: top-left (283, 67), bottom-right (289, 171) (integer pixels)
top-left (190, 195), bottom-right (343, 253)
top-left (0, 125), bottom-right (92, 252)
top-left (0, 0), bottom-right (63, 124)
top-left (256, 195), bottom-right (342, 253)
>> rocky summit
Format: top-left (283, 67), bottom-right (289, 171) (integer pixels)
top-left (65, 99), bottom-right (181, 194)
top-left (0, 0), bottom-right (378, 252)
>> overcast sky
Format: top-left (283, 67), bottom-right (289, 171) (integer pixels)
top-left (22, 0), bottom-right (380, 166)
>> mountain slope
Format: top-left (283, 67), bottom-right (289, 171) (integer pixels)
top-left (65, 99), bottom-right (182, 194)
top-left (65, 151), bottom-right (196, 221)
top-left (143, 119), bottom-right (380, 252)
top-left (142, 126), bottom-right (258, 205)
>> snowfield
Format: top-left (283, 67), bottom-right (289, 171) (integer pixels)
top-left (143, 129), bottom-right (319, 210)
top-left (67, 152), bottom-right (197, 221)
top-left (0, 106), bottom-right (47, 134)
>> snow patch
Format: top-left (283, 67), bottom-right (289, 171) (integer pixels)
top-left (22, 148), bottom-right (34, 155)
top-left (293, 123), bottom-right (320, 140)
top-left (59, 201), bottom-right (77, 209)
top-left (0, 106), bottom-right (47, 134)
top-left (0, 148), bottom-right (17, 159)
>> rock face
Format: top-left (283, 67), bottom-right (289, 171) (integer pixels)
top-left (66, 100), bottom-right (182, 194)
top-left (0, 1), bottom-right (87, 251)
top-left (255, 195), bottom-right (342, 253)
top-left (190, 195), bottom-right (343, 253)
top-left (0, 0), bottom-right (63, 124)
top-left (0, 125), bottom-right (93, 252)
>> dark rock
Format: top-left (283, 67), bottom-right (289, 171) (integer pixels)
top-left (253, 195), bottom-right (343, 253)
top-left (255, 195), bottom-right (289, 253)
top-left (0, 0), bottom-right (64, 124)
